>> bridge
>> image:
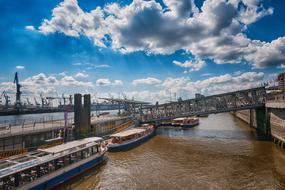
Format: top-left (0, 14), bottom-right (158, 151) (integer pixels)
top-left (136, 87), bottom-right (271, 137)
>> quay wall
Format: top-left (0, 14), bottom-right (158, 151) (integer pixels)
top-left (233, 109), bottom-right (285, 146)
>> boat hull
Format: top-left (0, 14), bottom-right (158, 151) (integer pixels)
top-left (171, 121), bottom-right (199, 128)
top-left (108, 129), bottom-right (155, 152)
top-left (181, 121), bottom-right (199, 128)
top-left (29, 154), bottom-right (107, 190)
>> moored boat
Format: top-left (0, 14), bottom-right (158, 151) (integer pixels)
top-left (0, 137), bottom-right (107, 190)
top-left (160, 121), bottom-right (173, 126)
top-left (107, 124), bottom-right (155, 152)
top-left (171, 117), bottom-right (199, 128)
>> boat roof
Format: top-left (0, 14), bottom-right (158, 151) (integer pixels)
top-left (173, 117), bottom-right (186, 121)
top-left (173, 117), bottom-right (198, 121)
top-left (39, 137), bottom-right (102, 154)
top-left (110, 128), bottom-right (146, 138)
top-left (0, 137), bottom-right (102, 178)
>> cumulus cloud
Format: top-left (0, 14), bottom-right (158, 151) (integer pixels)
top-left (37, 0), bottom-right (283, 68)
top-left (60, 76), bottom-right (93, 87)
top-left (16, 65), bottom-right (25, 70)
top-left (1, 73), bottom-right (94, 102)
top-left (173, 58), bottom-right (206, 71)
top-left (96, 78), bottom-right (123, 86)
top-left (245, 37), bottom-right (285, 68)
top-left (132, 77), bottom-right (162, 85)
top-left (128, 71), bottom-right (265, 103)
top-left (75, 72), bottom-right (89, 78)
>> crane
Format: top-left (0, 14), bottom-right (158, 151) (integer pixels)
top-left (40, 93), bottom-right (48, 108)
top-left (14, 72), bottom-right (22, 109)
top-left (26, 98), bottom-right (32, 105)
top-left (0, 91), bottom-right (10, 109)
top-left (34, 97), bottom-right (41, 107)
top-left (62, 94), bottom-right (72, 105)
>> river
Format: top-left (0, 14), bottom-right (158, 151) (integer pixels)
top-left (60, 113), bottom-right (285, 190)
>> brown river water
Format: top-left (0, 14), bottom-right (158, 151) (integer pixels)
top-left (59, 113), bottom-right (285, 190)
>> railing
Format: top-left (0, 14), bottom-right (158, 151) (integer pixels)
top-left (267, 93), bottom-right (285, 102)
top-left (139, 87), bottom-right (267, 123)
top-left (0, 117), bottom-right (73, 137)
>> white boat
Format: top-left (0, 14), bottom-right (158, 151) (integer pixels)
top-left (0, 137), bottom-right (107, 190)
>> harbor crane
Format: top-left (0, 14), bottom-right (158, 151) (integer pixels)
top-left (34, 98), bottom-right (41, 107)
top-left (14, 72), bottom-right (22, 109)
top-left (62, 94), bottom-right (72, 105)
top-left (40, 93), bottom-right (49, 108)
top-left (26, 98), bottom-right (32, 106)
top-left (0, 91), bottom-right (10, 108)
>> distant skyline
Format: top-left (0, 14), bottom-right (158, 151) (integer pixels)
top-left (0, 0), bottom-right (285, 103)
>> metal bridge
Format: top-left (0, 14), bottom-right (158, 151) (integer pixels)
top-left (138, 87), bottom-right (267, 123)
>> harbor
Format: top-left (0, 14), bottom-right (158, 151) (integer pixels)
top-left (1, 0), bottom-right (285, 189)
top-left (60, 113), bottom-right (285, 190)
top-left (0, 71), bottom-right (285, 189)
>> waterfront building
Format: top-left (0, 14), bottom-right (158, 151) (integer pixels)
top-left (277, 72), bottom-right (285, 93)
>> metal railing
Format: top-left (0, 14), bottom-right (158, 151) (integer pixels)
top-left (267, 93), bottom-right (285, 102)
top-left (0, 117), bottom-right (73, 137)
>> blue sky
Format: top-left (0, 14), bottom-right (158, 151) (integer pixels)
top-left (0, 0), bottom-right (285, 103)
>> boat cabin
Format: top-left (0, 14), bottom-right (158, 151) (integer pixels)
top-left (110, 128), bottom-right (148, 144)
top-left (172, 117), bottom-right (199, 125)
top-left (0, 137), bottom-right (104, 190)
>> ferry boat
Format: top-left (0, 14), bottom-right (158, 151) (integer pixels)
top-left (0, 137), bottom-right (107, 190)
top-left (172, 117), bottom-right (199, 128)
top-left (160, 121), bottom-right (173, 126)
top-left (107, 124), bottom-right (155, 152)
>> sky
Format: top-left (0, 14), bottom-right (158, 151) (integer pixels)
top-left (0, 0), bottom-right (285, 104)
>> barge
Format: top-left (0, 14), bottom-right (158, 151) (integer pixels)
top-left (0, 137), bottom-right (107, 190)
top-left (107, 124), bottom-right (155, 152)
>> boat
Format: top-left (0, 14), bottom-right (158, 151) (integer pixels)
top-left (197, 114), bottom-right (209, 117)
top-left (0, 137), bottom-right (107, 190)
top-left (159, 121), bottom-right (173, 126)
top-left (171, 117), bottom-right (199, 128)
top-left (107, 124), bottom-right (155, 152)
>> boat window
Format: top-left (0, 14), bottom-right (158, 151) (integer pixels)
top-left (2, 175), bottom-right (15, 190)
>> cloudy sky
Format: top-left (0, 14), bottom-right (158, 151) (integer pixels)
top-left (0, 0), bottom-right (285, 104)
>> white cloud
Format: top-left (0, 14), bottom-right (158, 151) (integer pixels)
top-left (75, 72), bottom-right (89, 78)
top-left (114, 80), bottom-right (123, 85)
top-left (60, 76), bottom-right (93, 87)
top-left (25, 25), bottom-right (36, 31)
top-left (16, 65), bottom-right (25, 70)
top-left (173, 58), bottom-right (206, 71)
top-left (132, 77), bottom-right (162, 85)
top-left (37, 0), bottom-right (284, 68)
top-left (127, 71), bottom-right (266, 103)
top-left (245, 37), bottom-right (285, 68)
top-left (96, 78), bottom-right (123, 86)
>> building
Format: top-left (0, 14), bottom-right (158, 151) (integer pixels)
top-left (277, 72), bottom-right (285, 93)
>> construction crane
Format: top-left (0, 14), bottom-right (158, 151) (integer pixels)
top-left (0, 91), bottom-right (10, 109)
top-left (14, 72), bottom-right (22, 109)
top-left (26, 98), bottom-right (32, 105)
top-left (34, 98), bottom-right (41, 107)
top-left (62, 94), bottom-right (72, 105)
top-left (69, 95), bottom-right (72, 105)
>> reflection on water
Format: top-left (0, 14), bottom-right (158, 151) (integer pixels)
top-left (60, 113), bottom-right (285, 190)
